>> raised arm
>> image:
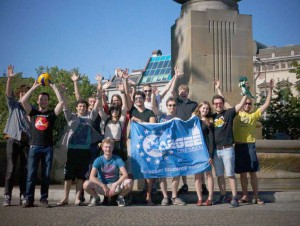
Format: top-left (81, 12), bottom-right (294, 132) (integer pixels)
top-left (71, 72), bottom-right (81, 101)
top-left (21, 81), bottom-right (41, 114)
top-left (93, 74), bottom-right (103, 112)
top-left (5, 65), bottom-right (16, 97)
top-left (260, 79), bottom-right (274, 113)
top-left (50, 83), bottom-right (64, 116)
top-left (150, 86), bottom-right (160, 116)
top-left (169, 66), bottom-right (184, 98)
top-left (118, 68), bottom-right (133, 110)
top-left (214, 78), bottom-right (232, 109)
top-left (235, 95), bottom-right (248, 112)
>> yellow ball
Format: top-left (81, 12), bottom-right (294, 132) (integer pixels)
top-left (38, 72), bottom-right (52, 86)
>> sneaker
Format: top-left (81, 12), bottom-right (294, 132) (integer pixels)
top-left (214, 195), bottom-right (229, 204)
top-left (88, 196), bottom-right (101, 207)
top-left (161, 197), bottom-right (169, 206)
top-left (3, 195), bottom-right (11, 207)
top-left (178, 184), bottom-right (188, 194)
top-left (171, 197), bottom-right (186, 206)
top-left (22, 200), bottom-right (34, 208)
top-left (40, 199), bottom-right (50, 208)
top-left (117, 196), bottom-right (126, 207)
top-left (229, 197), bottom-right (239, 208)
top-left (202, 184), bottom-right (209, 195)
top-left (20, 194), bottom-right (26, 206)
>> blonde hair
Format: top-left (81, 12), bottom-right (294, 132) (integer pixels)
top-left (100, 138), bottom-right (115, 148)
top-left (193, 101), bottom-right (213, 125)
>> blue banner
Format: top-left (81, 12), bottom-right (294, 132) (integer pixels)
top-left (130, 116), bottom-right (211, 179)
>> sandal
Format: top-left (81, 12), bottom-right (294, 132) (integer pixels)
top-left (56, 201), bottom-right (68, 206)
top-left (196, 200), bottom-right (202, 206)
top-left (203, 199), bottom-right (212, 206)
top-left (253, 198), bottom-right (264, 205)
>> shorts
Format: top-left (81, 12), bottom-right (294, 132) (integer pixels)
top-left (235, 143), bottom-right (260, 173)
top-left (213, 146), bottom-right (235, 177)
top-left (64, 148), bottom-right (91, 180)
top-left (93, 180), bottom-right (131, 195)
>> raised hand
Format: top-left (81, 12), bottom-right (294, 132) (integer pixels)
top-left (214, 78), bottom-right (220, 89)
top-left (152, 85), bottom-right (159, 95)
top-left (96, 74), bottom-right (103, 82)
top-left (103, 81), bottom-right (112, 90)
top-left (71, 72), bottom-right (79, 82)
top-left (174, 66), bottom-right (183, 78)
top-left (116, 68), bottom-right (123, 78)
top-left (7, 65), bottom-right (16, 78)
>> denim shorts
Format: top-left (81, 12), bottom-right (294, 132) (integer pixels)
top-left (235, 143), bottom-right (260, 173)
top-left (213, 146), bottom-right (235, 177)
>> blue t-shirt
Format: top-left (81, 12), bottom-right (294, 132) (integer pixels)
top-left (92, 155), bottom-right (125, 184)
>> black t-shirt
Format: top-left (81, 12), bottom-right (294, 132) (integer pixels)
top-left (176, 98), bottom-right (198, 121)
top-left (212, 107), bottom-right (236, 146)
top-left (201, 120), bottom-right (215, 158)
top-left (29, 108), bottom-right (56, 146)
top-left (129, 106), bottom-right (155, 123)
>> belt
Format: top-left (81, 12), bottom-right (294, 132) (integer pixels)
top-left (216, 144), bottom-right (232, 150)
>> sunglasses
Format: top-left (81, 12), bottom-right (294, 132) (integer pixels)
top-left (168, 104), bottom-right (176, 107)
top-left (213, 102), bottom-right (223, 106)
top-left (245, 103), bottom-right (252, 106)
top-left (144, 90), bottom-right (152, 93)
top-left (135, 97), bottom-right (144, 101)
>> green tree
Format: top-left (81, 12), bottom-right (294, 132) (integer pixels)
top-left (259, 82), bottom-right (300, 139)
top-left (289, 61), bottom-right (300, 91)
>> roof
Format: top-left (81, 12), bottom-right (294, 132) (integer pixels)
top-left (139, 54), bottom-right (172, 85)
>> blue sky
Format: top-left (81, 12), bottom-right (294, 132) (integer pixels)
top-left (0, 0), bottom-right (299, 81)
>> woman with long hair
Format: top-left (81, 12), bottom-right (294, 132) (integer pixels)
top-left (193, 101), bottom-right (215, 206)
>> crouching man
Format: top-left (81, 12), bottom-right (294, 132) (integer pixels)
top-left (83, 138), bottom-right (133, 207)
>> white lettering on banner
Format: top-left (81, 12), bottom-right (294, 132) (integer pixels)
top-left (166, 134), bottom-right (202, 150)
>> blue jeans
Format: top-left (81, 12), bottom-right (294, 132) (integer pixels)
top-left (25, 145), bottom-right (53, 202)
top-left (213, 146), bottom-right (235, 177)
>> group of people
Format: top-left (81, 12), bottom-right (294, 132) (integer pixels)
top-left (3, 64), bottom-right (273, 208)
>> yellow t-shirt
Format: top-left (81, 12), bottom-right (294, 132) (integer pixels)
top-left (233, 109), bottom-right (262, 143)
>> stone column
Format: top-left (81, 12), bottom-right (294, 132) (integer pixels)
top-left (172, 0), bottom-right (253, 104)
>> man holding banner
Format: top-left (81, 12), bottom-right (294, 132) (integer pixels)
top-left (130, 114), bottom-right (212, 205)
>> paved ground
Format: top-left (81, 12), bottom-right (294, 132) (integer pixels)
top-left (1, 199), bottom-right (300, 226)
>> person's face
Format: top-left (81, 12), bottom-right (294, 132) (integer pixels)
top-left (88, 97), bottom-right (96, 110)
top-left (112, 96), bottom-right (122, 107)
top-left (213, 98), bottom-right (224, 113)
top-left (243, 100), bottom-right (252, 112)
top-left (199, 104), bottom-right (210, 117)
top-left (178, 88), bottom-right (189, 99)
top-left (167, 101), bottom-right (177, 114)
top-left (102, 143), bottom-right (113, 156)
top-left (76, 103), bottom-right (87, 115)
top-left (37, 94), bottom-right (49, 110)
top-left (143, 86), bottom-right (152, 97)
top-left (111, 108), bottom-right (120, 117)
top-left (134, 95), bottom-right (145, 107)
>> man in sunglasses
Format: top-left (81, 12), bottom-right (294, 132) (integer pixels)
top-left (233, 80), bottom-right (274, 205)
top-left (211, 89), bottom-right (247, 208)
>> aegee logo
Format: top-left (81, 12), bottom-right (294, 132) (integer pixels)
top-left (141, 123), bottom-right (203, 158)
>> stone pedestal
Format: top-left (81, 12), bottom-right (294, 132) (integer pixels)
top-left (172, 0), bottom-right (253, 104)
